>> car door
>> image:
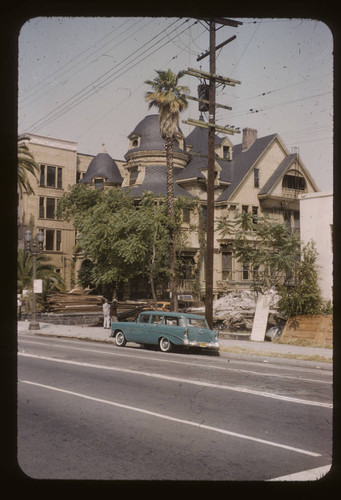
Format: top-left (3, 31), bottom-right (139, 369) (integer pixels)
top-left (127, 313), bottom-right (150, 342)
top-left (143, 313), bottom-right (164, 345)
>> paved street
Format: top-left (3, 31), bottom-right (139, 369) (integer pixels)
top-left (18, 333), bottom-right (332, 481)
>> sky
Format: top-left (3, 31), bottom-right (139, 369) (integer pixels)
top-left (18, 16), bottom-right (333, 191)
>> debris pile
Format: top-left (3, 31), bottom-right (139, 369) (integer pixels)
top-left (191, 290), bottom-right (280, 332)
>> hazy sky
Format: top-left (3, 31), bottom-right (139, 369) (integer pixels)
top-left (18, 17), bottom-right (333, 190)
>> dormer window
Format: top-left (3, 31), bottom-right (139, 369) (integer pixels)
top-left (282, 170), bottom-right (306, 191)
top-left (94, 178), bottom-right (104, 190)
top-left (129, 134), bottom-right (141, 149)
top-left (129, 167), bottom-right (138, 186)
top-left (223, 146), bottom-right (231, 160)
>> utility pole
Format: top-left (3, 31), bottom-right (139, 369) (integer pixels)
top-left (206, 19), bottom-right (216, 329)
top-left (182, 17), bottom-right (242, 329)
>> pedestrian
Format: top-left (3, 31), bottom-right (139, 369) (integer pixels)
top-left (17, 294), bottom-right (22, 320)
top-left (103, 299), bottom-right (111, 329)
top-left (110, 298), bottom-right (118, 322)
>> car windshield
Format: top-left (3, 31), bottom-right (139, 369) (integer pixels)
top-left (187, 317), bottom-right (208, 328)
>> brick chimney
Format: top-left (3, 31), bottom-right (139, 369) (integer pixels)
top-left (242, 128), bottom-right (257, 151)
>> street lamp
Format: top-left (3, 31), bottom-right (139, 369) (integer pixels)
top-left (25, 229), bottom-right (44, 330)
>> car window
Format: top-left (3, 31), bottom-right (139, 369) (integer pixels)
top-left (188, 317), bottom-right (208, 328)
top-left (151, 314), bottom-right (163, 324)
top-left (139, 314), bottom-right (150, 323)
top-left (164, 316), bottom-right (183, 326)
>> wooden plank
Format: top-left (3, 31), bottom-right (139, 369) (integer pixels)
top-left (281, 315), bottom-right (333, 346)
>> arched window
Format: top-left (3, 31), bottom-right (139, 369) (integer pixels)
top-left (282, 171), bottom-right (306, 191)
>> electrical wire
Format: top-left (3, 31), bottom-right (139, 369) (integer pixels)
top-left (20, 17), bottom-right (138, 103)
top-left (25, 18), bottom-right (191, 133)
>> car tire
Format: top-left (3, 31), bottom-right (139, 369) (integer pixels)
top-left (159, 337), bottom-right (172, 353)
top-left (115, 330), bottom-right (126, 347)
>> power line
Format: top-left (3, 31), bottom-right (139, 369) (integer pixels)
top-left (20, 17), bottom-right (137, 103)
top-left (77, 23), bottom-right (206, 140)
top-left (26, 18), bottom-right (190, 133)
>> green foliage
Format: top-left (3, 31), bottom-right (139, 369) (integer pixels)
top-left (17, 142), bottom-right (40, 197)
top-left (56, 185), bottom-right (194, 295)
top-left (217, 212), bottom-right (301, 295)
top-left (17, 249), bottom-right (65, 311)
top-left (145, 69), bottom-right (189, 140)
top-left (277, 241), bottom-right (324, 317)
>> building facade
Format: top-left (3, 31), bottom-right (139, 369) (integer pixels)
top-left (18, 114), bottom-right (320, 297)
top-left (299, 191), bottom-right (333, 302)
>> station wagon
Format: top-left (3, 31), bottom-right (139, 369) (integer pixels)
top-left (111, 311), bottom-right (219, 353)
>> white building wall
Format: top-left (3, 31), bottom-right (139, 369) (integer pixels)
top-left (299, 191), bottom-right (333, 302)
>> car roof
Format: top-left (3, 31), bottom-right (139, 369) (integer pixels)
top-left (140, 310), bottom-right (206, 320)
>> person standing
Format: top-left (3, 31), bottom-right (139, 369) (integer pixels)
top-left (110, 298), bottom-right (118, 322)
top-left (103, 299), bottom-right (111, 329)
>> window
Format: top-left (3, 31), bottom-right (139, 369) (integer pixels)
top-left (183, 208), bottom-right (191, 223)
top-left (254, 168), bottom-right (259, 187)
top-left (222, 251), bottom-right (232, 280)
top-left (151, 315), bottom-right (163, 324)
top-left (139, 314), bottom-right (150, 323)
top-left (164, 316), bottom-right (180, 326)
top-left (94, 179), bottom-right (104, 190)
top-left (242, 263), bottom-right (249, 280)
top-left (242, 205), bottom-right (248, 213)
top-left (252, 206), bottom-right (258, 228)
top-left (132, 139), bottom-right (139, 147)
top-left (223, 146), bottom-right (231, 159)
top-left (282, 172), bottom-right (306, 191)
top-left (39, 197), bottom-right (45, 218)
top-left (40, 165), bottom-right (45, 187)
top-left (39, 197), bottom-right (57, 219)
top-left (56, 230), bottom-right (61, 251)
top-left (42, 229), bottom-right (61, 252)
top-left (46, 198), bottom-right (56, 219)
top-left (45, 230), bottom-right (54, 251)
top-left (40, 165), bottom-right (63, 188)
top-left (76, 171), bottom-right (83, 183)
top-left (129, 167), bottom-right (138, 186)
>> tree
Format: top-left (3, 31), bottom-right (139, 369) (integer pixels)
top-left (57, 185), bottom-right (177, 299)
top-left (277, 240), bottom-right (324, 318)
top-left (17, 249), bottom-right (65, 311)
top-left (217, 212), bottom-right (301, 295)
top-left (145, 69), bottom-right (189, 310)
top-left (17, 141), bottom-right (40, 197)
top-left (217, 212), bottom-right (301, 340)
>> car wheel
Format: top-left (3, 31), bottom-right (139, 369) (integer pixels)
top-left (159, 337), bottom-right (172, 352)
top-left (115, 330), bottom-right (126, 347)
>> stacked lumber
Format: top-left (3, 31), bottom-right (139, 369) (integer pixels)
top-left (46, 290), bottom-right (103, 313)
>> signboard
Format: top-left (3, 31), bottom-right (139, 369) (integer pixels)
top-left (251, 293), bottom-right (271, 342)
top-left (33, 279), bottom-right (43, 293)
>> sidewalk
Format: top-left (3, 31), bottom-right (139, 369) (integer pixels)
top-left (17, 321), bottom-right (333, 370)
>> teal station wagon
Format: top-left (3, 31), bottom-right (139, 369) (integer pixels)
top-left (111, 311), bottom-right (219, 353)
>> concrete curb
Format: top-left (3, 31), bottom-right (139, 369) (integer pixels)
top-left (18, 321), bottom-right (332, 371)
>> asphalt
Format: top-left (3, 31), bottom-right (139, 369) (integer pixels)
top-left (17, 320), bottom-right (333, 370)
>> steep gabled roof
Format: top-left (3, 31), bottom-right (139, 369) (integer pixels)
top-left (80, 152), bottom-right (123, 184)
top-left (123, 165), bottom-right (194, 199)
top-left (216, 133), bottom-right (277, 201)
top-left (175, 156), bottom-right (207, 181)
top-left (258, 154), bottom-right (297, 196)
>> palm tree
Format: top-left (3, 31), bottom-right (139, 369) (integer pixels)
top-left (18, 141), bottom-right (39, 197)
top-left (145, 69), bottom-right (189, 310)
top-left (145, 69), bottom-right (189, 217)
top-left (17, 249), bottom-right (65, 311)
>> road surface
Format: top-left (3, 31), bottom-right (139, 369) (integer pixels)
top-left (18, 333), bottom-right (333, 481)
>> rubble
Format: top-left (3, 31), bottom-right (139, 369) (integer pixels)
top-left (190, 290), bottom-right (280, 332)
